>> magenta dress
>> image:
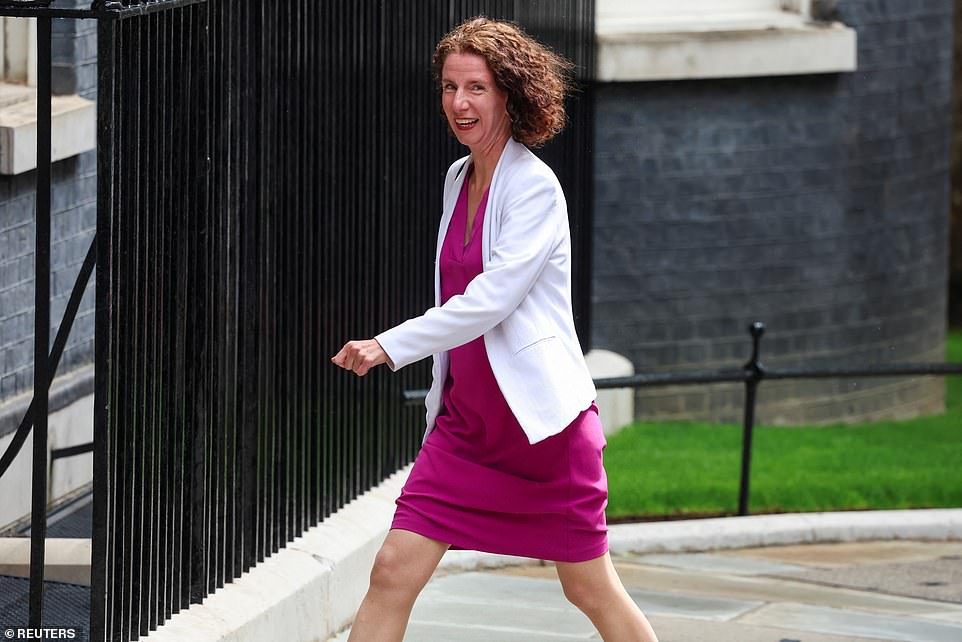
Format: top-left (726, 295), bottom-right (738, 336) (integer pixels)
top-left (390, 168), bottom-right (609, 563)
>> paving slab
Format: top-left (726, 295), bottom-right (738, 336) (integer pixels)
top-left (495, 559), bottom-right (962, 617)
top-left (621, 586), bottom-right (763, 621)
top-left (410, 591), bottom-right (596, 637)
top-left (717, 540), bottom-right (962, 569)
top-left (774, 556), bottom-right (962, 604)
top-left (629, 551), bottom-right (812, 576)
top-left (917, 610), bottom-right (962, 625)
top-left (421, 572), bottom-right (762, 624)
top-left (419, 572), bottom-right (572, 610)
top-left (644, 613), bottom-right (895, 642)
top-left (404, 621), bottom-right (587, 641)
top-left (330, 621), bottom-right (587, 642)
top-left (739, 602), bottom-right (962, 642)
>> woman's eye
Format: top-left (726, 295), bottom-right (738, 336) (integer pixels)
top-left (443, 83), bottom-right (456, 91)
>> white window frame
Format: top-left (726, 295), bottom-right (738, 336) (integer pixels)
top-left (596, 0), bottom-right (856, 82)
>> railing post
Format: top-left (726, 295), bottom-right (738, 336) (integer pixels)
top-left (738, 322), bottom-right (766, 517)
top-left (28, 13), bottom-right (53, 629)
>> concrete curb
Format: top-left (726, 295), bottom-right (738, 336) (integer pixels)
top-left (606, 508), bottom-right (962, 555)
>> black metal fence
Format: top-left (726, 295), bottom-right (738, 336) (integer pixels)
top-left (0, 1), bottom-right (595, 640)
top-left (407, 322), bottom-right (962, 519)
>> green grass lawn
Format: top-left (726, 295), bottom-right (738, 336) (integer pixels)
top-left (604, 331), bottom-right (962, 521)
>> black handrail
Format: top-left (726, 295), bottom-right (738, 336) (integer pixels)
top-left (0, 0), bottom-right (207, 19)
top-left (0, 236), bottom-right (96, 479)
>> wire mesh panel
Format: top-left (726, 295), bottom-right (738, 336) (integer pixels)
top-left (90, 1), bottom-right (595, 640)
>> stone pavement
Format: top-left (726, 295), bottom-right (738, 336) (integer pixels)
top-left (330, 539), bottom-right (962, 641)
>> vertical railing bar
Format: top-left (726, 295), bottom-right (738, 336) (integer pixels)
top-left (306, 0), bottom-right (319, 528)
top-left (174, 5), bottom-right (187, 615)
top-left (111, 18), bottom-right (129, 641)
top-left (320, 0), bottom-right (329, 523)
top-left (269, 0), bottom-right (280, 554)
top-left (227, 0), bottom-right (240, 581)
top-left (236, 0), bottom-right (257, 575)
top-left (255, 0), bottom-right (266, 561)
top-left (227, 0), bottom-right (238, 581)
top-left (294, 0), bottom-right (302, 537)
top-left (738, 322), bottom-right (766, 517)
top-left (158, 6), bottom-right (172, 625)
top-left (148, 10), bottom-right (162, 634)
top-left (142, 11), bottom-right (156, 638)
top-left (349, 0), bottom-right (359, 507)
top-left (129, 14), bottom-right (144, 639)
top-left (187, 0), bottom-right (202, 604)
top-left (184, 4), bottom-right (196, 608)
top-left (263, 0), bottom-right (274, 559)
top-left (296, 0), bottom-right (306, 540)
top-left (170, 5), bottom-right (186, 618)
top-left (197, 2), bottom-right (210, 602)
top-left (28, 13), bottom-right (53, 631)
top-left (217, 0), bottom-right (229, 588)
top-left (207, 0), bottom-right (219, 593)
top-left (280, 0), bottom-right (291, 545)
top-left (89, 15), bottom-right (117, 640)
top-left (91, 14), bottom-right (116, 642)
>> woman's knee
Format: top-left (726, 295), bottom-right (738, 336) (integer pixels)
top-left (368, 531), bottom-right (447, 598)
top-left (557, 555), bottom-right (622, 617)
top-left (561, 576), bottom-right (610, 617)
top-left (369, 543), bottom-right (415, 596)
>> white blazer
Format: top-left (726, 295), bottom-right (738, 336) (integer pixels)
top-left (375, 137), bottom-right (596, 446)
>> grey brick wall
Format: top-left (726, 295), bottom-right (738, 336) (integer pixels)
top-left (0, 8), bottom-right (97, 416)
top-left (591, 0), bottom-right (954, 424)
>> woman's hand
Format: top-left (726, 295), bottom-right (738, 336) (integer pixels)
top-left (331, 339), bottom-right (393, 376)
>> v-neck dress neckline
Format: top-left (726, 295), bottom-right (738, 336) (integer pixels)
top-left (455, 166), bottom-right (489, 258)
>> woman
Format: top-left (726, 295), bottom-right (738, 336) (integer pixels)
top-left (332, 17), bottom-right (660, 642)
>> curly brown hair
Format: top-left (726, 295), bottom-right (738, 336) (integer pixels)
top-left (432, 17), bottom-right (574, 148)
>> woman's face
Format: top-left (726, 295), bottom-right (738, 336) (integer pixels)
top-left (440, 52), bottom-right (512, 152)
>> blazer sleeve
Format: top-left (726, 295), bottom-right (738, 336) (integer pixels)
top-left (375, 174), bottom-right (563, 371)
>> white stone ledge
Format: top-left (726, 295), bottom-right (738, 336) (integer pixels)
top-left (0, 537), bottom-right (91, 585)
top-left (597, 19), bottom-right (857, 82)
top-left (0, 83), bottom-right (96, 175)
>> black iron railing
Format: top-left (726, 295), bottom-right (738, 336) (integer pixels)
top-left (0, 1), bottom-right (595, 640)
top-left (0, 0), bottom-right (99, 633)
top-left (405, 321), bottom-right (962, 518)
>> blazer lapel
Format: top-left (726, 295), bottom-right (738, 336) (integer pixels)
top-left (481, 138), bottom-right (523, 270)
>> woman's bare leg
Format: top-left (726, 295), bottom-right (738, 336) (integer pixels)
top-left (347, 528), bottom-right (450, 642)
top-left (555, 551), bottom-right (659, 642)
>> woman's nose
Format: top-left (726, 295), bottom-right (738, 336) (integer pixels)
top-left (453, 90), bottom-right (469, 111)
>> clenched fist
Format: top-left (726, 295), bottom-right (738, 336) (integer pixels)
top-left (331, 339), bottom-right (393, 376)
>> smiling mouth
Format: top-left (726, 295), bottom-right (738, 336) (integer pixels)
top-left (455, 118), bottom-right (479, 128)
